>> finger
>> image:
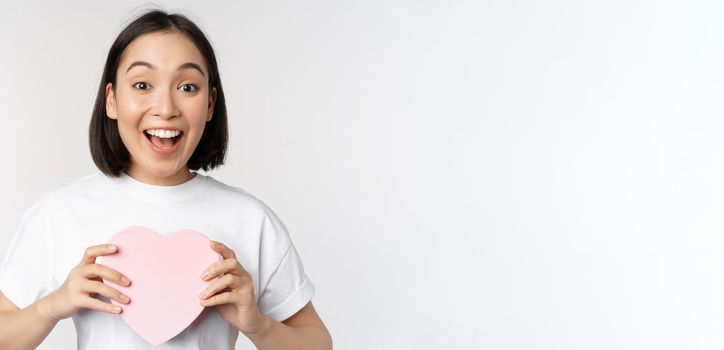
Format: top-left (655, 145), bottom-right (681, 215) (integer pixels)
top-left (201, 258), bottom-right (245, 281)
top-left (210, 240), bottom-right (236, 259)
top-left (84, 280), bottom-right (131, 304)
top-left (78, 295), bottom-right (123, 314)
top-left (200, 290), bottom-right (234, 307)
top-left (199, 274), bottom-right (238, 300)
top-left (81, 244), bottom-right (119, 265)
top-left (82, 263), bottom-right (131, 287)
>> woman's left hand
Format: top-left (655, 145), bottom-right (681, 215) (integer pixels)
top-left (199, 240), bottom-right (267, 337)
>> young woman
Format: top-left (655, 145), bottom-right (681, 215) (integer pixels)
top-left (0, 9), bottom-right (331, 349)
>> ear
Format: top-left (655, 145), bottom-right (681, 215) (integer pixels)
top-left (105, 82), bottom-right (118, 120)
top-left (206, 87), bottom-right (217, 122)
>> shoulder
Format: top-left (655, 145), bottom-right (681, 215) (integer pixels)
top-left (19, 172), bottom-right (98, 211)
top-left (27, 172), bottom-right (103, 208)
top-left (198, 174), bottom-right (282, 220)
top-left (11, 173), bottom-right (100, 235)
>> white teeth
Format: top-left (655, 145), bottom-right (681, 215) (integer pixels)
top-left (145, 129), bottom-right (181, 138)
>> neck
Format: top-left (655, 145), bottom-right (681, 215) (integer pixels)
top-left (125, 167), bottom-right (195, 186)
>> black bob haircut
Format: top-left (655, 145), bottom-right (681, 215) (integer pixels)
top-left (89, 9), bottom-right (228, 176)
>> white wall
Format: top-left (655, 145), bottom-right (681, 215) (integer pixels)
top-left (1, 0), bottom-right (723, 349)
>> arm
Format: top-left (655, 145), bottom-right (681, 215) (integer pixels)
top-left (248, 302), bottom-right (333, 350)
top-left (0, 292), bottom-right (59, 350)
top-left (0, 244), bottom-right (132, 349)
top-left (201, 242), bottom-right (332, 349)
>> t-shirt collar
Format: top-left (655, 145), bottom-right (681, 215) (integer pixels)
top-left (106, 170), bottom-right (205, 203)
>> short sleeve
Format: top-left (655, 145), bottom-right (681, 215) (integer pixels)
top-left (256, 205), bottom-right (315, 322)
top-left (0, 198), bottom-right (54, 309)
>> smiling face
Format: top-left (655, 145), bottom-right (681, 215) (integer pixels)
top-left (105, 30), bottom-right (216, 186)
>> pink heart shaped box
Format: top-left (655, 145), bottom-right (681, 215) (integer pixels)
top-left (98, 226), bottom-right (222, 346)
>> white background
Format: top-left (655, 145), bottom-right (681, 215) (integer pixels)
top-left (1, 0), bottom-right (723, 349)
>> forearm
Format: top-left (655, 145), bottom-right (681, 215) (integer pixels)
top-left (248, 315), bottom-right (332, 350)
top-left (0, 299), bottom-right (58, 350)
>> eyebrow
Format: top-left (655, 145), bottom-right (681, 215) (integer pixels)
top-left (125, 61), bottom-right (206, 77)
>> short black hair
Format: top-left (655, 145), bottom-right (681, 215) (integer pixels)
top-left (89, 8), bottom-right (228, 176)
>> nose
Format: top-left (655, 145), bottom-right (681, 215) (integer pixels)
top-left (151, 86), bottom-right (180, 119)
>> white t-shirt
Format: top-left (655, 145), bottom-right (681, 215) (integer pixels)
top-left (0, 171), bottom-right (315, 349)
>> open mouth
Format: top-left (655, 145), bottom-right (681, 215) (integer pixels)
top-left (145, 130), bottom-right (183, 150)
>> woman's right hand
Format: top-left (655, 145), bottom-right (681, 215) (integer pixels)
top-left (38, 244), bottom-right (131, 322)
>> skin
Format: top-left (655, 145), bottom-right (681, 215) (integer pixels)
top-left (200, 241), bottom-right (273, 335)
top-left (103, 30), bottom-right (329, 344)
top-left (105, 30), bottom-right (216, 186)
top-left (0, 30), bottom-right (331, 349)
top-left (104, 30), bottom-right (271, 335)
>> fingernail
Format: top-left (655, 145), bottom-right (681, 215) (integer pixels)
top-left (120, 294), bottom-right (130, 303)
top-left (199, 291), bottom-right (207, 299)
top-left (121, 276), bottom-right (130, 285)
top-left (107, 245), bottom-right (117, 251)
top-left (200, 271), bottom-right (209, 279)
top-left (112, 306), bottom-right (122, 313)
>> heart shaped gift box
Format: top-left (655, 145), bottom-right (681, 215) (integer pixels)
top-left (98, 226), bottom-right (222, 346)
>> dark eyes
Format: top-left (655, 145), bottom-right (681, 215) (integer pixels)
top-left (132, 82), bottom-right (198, 93)
top-left (180, 84), bottom-right (198, 93)
top-left (133, 82), bottom-right (150, 90)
